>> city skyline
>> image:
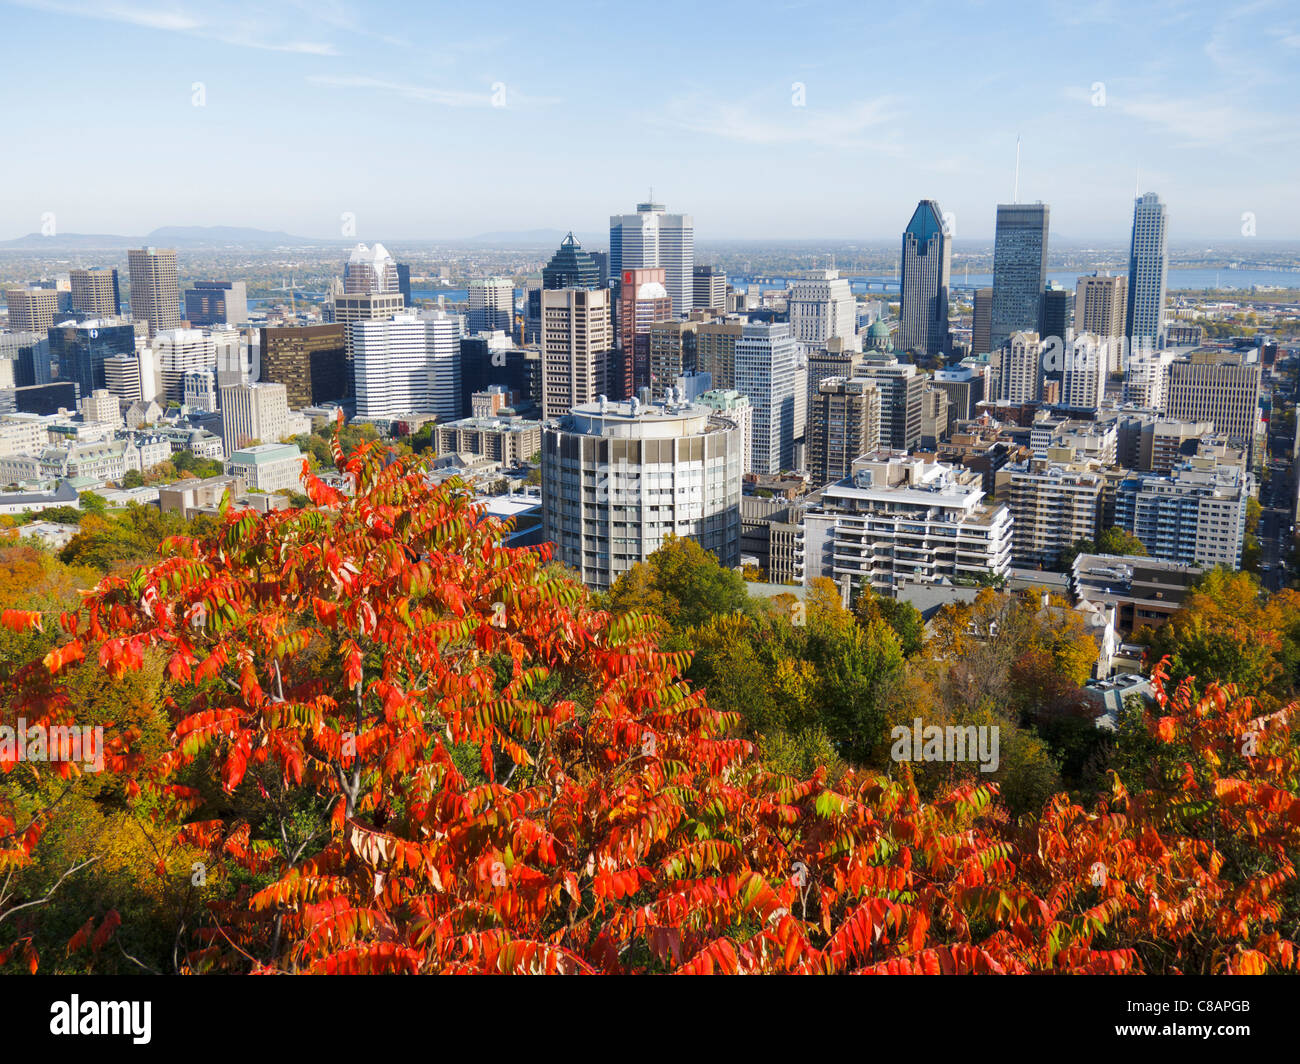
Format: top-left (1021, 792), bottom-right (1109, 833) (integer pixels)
top-left (2, 0), bottom-right (1299, 242)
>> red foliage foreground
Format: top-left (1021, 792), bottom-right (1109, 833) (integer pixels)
top-left (3, 425), bottom-right (1297, 974)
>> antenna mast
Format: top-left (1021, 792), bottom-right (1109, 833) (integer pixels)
top-left (1013, 135), bottom-right (1021, 204)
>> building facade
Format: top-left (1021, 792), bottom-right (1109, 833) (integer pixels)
top-left (801, 453), bottom-right (1013, 596)
top-left (541, 397), bottom-right (743, 589)
top-left (898, 199), bottom-right (951, 356)
top-left (989, 204), bottom-right (1050, 350)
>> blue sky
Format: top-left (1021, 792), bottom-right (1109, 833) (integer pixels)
top-left (2, 0), bottom-right (1297, 242)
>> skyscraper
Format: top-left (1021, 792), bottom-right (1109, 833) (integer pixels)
top-left (1039, 281), bottom-right (1073, 341)
top-left (540, 288), bottom-right (615, 419)
top-left (184, 280), bottom-right (248, 326)
top-left (351, 312), bottom-right (461, 421)
top-left (1076, 272), bottom-right (1127, 372)
top-left (3, 287), bottom-right (60, 333)
top-left (127, 247), bottom-right (181, 337)
top-left (260, 324), bottom-right (349, 407)
top-left (1126, 192), bottom-right (1169, 352)
top-left (619, 268), bottom-right (673, 397)
top-left (332, 292), bottom-right (406, 358)
top-left (855, 356), bottom-right (923, 452)
top-left (69, 268), bottom-right (121, 318)
top-left (898, 200), bottom-right (951, 356)
top-left (692, 265), bottom-right (726, 312)
top-left (808, 377), bottom-right (881, 487)
top-left (542, 233), bottom-right (600, 290)
top-left (48, 319), bottom-right (136, 400)
top-left (609, 200), bottom-right (694, 317)
top-left (734, 322), bottom-right (798, 475)
top-left (343, 243), bottom-right (401, 295)
top-left (1061, 334), bottom-right (1106, 411)
top-left (998, 331), bottom-right (1043, 403)
top-left (971, 287), bottom-right (993, 356)
top-left (467, 278), bottom-right (515, 334)
top-left (788, 271), bottom-right (858, 350)
top-left (989, 204), bottom-right (1049, 350)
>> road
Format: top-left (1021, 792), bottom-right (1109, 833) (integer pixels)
top-left (1260, 427), bottom-right (1295, 592)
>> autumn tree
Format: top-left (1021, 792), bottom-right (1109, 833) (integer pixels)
top-left (3, 422), bottom-right (1297, 975)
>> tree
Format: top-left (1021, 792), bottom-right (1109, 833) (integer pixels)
top-left (1095, 526), bottom-right (1147, 557)
top-left (852, 589), bottom-right (924, 657)
top-left (4, 420), bottom-right (1299, 975)
top-left (607, 536), bottom-right (750, 632)
top-left (120, 469), bottom-right (146, 490)
top-left (77, 492), bottom-right (107, 516)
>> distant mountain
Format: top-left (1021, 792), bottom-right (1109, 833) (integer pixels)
top-left (464, 228), bottom-right (604, 247)
top-left (0, 226), bottom-right (327, 250)
top-left (143, 226), bottom-right (321, 247)
top-left (0, 232), bottom-right (138, 250)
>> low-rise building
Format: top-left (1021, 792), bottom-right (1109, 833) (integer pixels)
top-left (435, 416), bottom-right (541, 467)
top-left (1071, 552), bottom-right (1203, 636)
top-left (157, 474), bottom-right (245, 517)
top-left (224, 443), bottom-right (306, 493)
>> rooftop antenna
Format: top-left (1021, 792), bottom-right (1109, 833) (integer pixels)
top-left (1013, 135), bottom-right (1021, 204)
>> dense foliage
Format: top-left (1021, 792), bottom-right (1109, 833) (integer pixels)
top-left (1, 425), bottom-right (1297, 974)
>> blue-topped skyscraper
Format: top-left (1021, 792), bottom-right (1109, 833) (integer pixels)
top-left (1125, 192), bottom-right (1169, 353)
top-left (898, 199), bottom-right (951, 356)
top-left (48, 319), bottom-right (137, 400)
top-left (989, 203), bottom-right (1050, 350)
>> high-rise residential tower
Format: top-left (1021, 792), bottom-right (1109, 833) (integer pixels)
top-left (989, 204), bottom-right (1049, 350)
top-left (609, 200), bottom-right (694, 317)
top-left (541, 397), bottom-right (743, 589)
top-left (898, 200), bottom-right (951, 356)
top-left (808, 377), bottom-right (881, 487)
top-left (1125, 192), bottom-right (1169, 352)
top-left (127, 247), bottom-right (181, 337)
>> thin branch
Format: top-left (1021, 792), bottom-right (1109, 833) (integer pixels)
top-left (0, 856), bottom-right (100, 926)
